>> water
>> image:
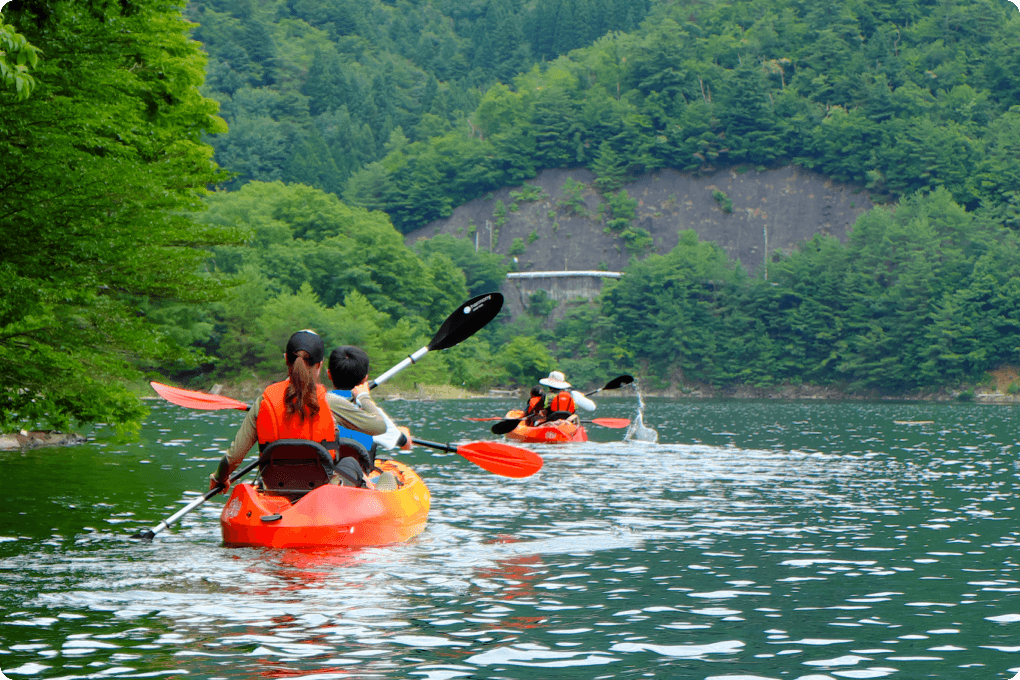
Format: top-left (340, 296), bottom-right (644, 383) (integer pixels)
top-left (2, 398), bottom-right (1019, 679)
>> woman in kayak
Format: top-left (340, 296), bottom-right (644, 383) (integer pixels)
top-left (538, 371), bottom-right (596, 423)
top-left (210, 330), bottom-right (381, 492)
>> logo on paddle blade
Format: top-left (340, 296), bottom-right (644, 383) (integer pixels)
top-left (464, 294), bottom-right (493, 314)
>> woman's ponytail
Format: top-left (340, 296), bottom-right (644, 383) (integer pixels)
top-left (284, 350), bottom-right (321, 421)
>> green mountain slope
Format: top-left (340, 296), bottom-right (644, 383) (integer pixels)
top-left (187, 0), bottom-right (651, 195)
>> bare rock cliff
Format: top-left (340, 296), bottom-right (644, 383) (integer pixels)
top-left (405, 165), bottom-right (874, 274)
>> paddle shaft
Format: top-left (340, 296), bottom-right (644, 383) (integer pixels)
top-left (411, 437), bottom-right (457, 453)
top-left (135, 458), bottom-right (259, 540)
top-left (370, 346), bottom-right (429, 388)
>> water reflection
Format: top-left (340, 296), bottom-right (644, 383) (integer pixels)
top-left (1, 399), bottom-right (1019, 678)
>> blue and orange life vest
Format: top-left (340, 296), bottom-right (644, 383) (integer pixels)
top-left (329, 389), bottom-right (376, 452)
top-left (547, 390), bottom-right (575, 414)
top-left (256, 380), bottom-right (339, 457)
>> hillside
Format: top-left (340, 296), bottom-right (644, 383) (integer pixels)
top-left (405, 165), bottom-right (874, 275)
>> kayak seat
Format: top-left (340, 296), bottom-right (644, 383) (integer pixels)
top-left (336, 436), bottom-right (373, 471)
top-left (545, 410), bottom-right (572, 422)
top-left (259, 439), bottom-right (335, 496)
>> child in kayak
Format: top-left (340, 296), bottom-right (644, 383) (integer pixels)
top-left (327, 345), bottom-right (410, 491)
top-left (523, 385), bottom-right (546, 425)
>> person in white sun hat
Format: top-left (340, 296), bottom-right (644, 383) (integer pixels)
top-left (537, 370), bottom-right (596, 424)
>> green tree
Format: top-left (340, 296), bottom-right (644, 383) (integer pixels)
top-left (413, 234), bottom-right (509, 296)
top-left (498, 336), bottom-right (555, 386)
top-left (0, 0), bottom-right (234, 431)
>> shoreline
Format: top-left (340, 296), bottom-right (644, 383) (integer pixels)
top-left (7, 379), bottom-right (1016, 449)
top-left (195, 378), bottom-right (1020, 405)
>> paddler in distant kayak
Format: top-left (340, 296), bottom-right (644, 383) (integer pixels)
top-left (523, 385), bottom-right (546, 425)
top-left (211, 329), bottom-right (371, 493)
top-left (537, 370), bottom-right (595, 424)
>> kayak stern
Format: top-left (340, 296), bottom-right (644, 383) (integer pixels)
top-left (220, 460), bottom-right (430, 548)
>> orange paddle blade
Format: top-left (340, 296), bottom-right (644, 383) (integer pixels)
top-left (150, 382), bottom-right (249, 411)
top-left (457, 441), bottom-right (543, 478)
top-left (590, 418), bottom-right (631, 428)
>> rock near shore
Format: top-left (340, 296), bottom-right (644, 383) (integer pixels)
top-left (0, 430), bottom-right (87, 452)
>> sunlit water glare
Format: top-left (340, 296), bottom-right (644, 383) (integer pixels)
top-left (1, 398), bottom-right (1018, 679)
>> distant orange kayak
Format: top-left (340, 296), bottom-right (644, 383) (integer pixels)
top-left (501, 409), bottom-right (588, 444)
top-left (220, 459), bottom-right (430, 549)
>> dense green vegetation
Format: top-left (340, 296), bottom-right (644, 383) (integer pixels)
top-left (1, 0), bottom-right (235, 431)
top-left (187, 182), bottom-right (505, 391)
top-left (187, 0), bottom-right (650, 196)
top-left (0, 15), bottom-right (39, 99)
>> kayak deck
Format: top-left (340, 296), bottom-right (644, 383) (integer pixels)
top-left (220, 459), bottom-right (430, 549)
top-left (501, 409), bottom-right (588, 444)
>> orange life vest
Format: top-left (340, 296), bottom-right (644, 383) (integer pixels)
top-left (525, 395), bottom-right (544, 416)
top-left (256, 380), bottom-right (339, 457)
top-left (547, 390), bottom-right (575, 414)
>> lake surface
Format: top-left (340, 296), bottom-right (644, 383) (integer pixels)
top-left (1, 397), bottom-right (1019, 679)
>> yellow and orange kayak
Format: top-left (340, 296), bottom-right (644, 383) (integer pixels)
top-left (220, 459), bottom-right (430, 549)
top-left (501, 409), bottom-right (588, 444)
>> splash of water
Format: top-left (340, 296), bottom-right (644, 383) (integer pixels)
top-left (625, 380), bottom-right (659, 443)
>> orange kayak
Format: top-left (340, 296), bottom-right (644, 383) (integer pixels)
top-left (220, 459), bottom-right (430, 549)
top-left (501, 410), bottom-right (588, 444)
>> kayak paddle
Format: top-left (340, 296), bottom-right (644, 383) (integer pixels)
top-left (491, 416), bottom-right (630, 434)
top-left (584, 418), bottom-right (630, 428)
top-left (150, 382), bottom-right (543, 477)
top-left (150, 382), bottom-right (249, 411)
top-left (585, 374), bottom-right (634, 396)
top-left (411, 438), bottom-right (542, 477)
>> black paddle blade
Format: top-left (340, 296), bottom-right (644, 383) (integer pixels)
top-left (130, 530), bottom-right (156, 541)
top-left (429, 292), bottom-right (503, 351)
top-left (491, 418), bottom-right (522, 435)
top-left (605, 375), bottom-right (634, 390)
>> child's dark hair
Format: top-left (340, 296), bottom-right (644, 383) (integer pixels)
top-left (328, 346), bottom-right (370, 389)
top-left (531, 385), bottom-right (544, 397)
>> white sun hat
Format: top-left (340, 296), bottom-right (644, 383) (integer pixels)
top-left (539, 370), bottom-right (571, 390)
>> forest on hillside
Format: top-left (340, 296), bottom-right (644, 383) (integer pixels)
top-left (184, 0), bottom-right (1020, 395)
top-left (188, 0), bottom-right (650, 196)
top-left (4, 0), bottom-right (1020, 431)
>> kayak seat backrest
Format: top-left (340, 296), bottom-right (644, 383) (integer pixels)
top-left (545, 410), bottom-right (572, 422)
top-left (336, 437), bottom-right (373, 476)
top-left (259, 439), bottom-right (334, 496)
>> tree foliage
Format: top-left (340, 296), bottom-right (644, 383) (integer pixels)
top-left (0, 0), bottom-right (235, 431)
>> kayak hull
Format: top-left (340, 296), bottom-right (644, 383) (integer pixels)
top-left (220, 459), bottom-right (430, 549)
top-left (501, 410), bottom-right (588, 444)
